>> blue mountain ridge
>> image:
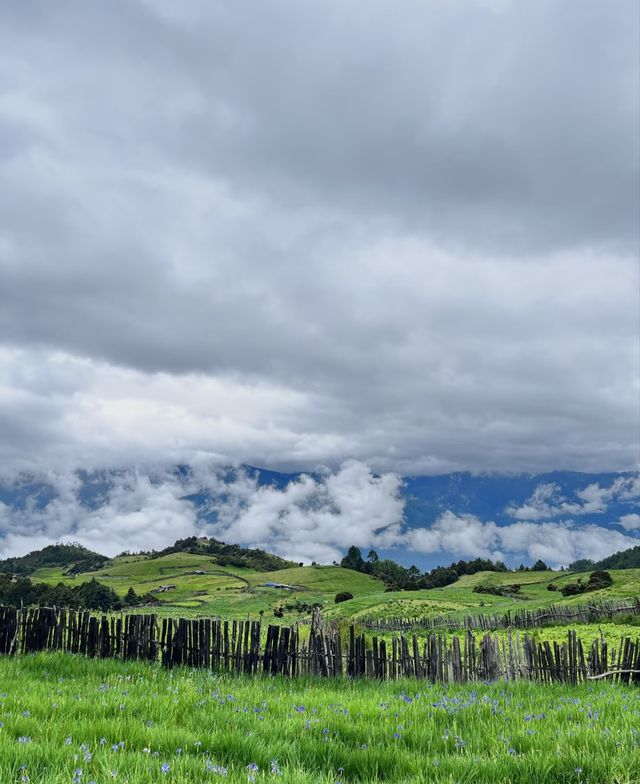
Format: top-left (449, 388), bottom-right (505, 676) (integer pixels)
top-left (0, 468), bottom-right (638, 569)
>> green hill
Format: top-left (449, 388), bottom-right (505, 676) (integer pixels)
top-left (324, 567), bottom-right (640, 624)
top-left (0, 543), bottom-right (108, 576)
top-left (27, 553), bottom-right (382, 619)
top-left (3, 539), bottom-right (640, 626)
top-left (144, 536), bottom-right (296, 572)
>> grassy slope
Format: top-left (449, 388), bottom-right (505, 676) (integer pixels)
top-left (30, 557), bottom-right (382, 619)
top-left (325, 569), bottom-right (640, 622)
top-left (0, 653), bottom-right (638, 784)
top-left (25, 555), bottom-right (640, 625)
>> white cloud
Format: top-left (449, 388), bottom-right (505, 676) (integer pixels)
top-left (204, 460), bottom-right (406, 564)
top-left (405, 512), bottom-right (500, 559)
top-left (506, 483), bottom-right (581, 521)
top-left (507, 476), bottom-right (640, 521)
top-left (619, 513), bottom-right (640, 531)
top-left (0, 464), bottom-right (637, 568)
top-left (0, 471), bottom-right (199, 558)
top-left (405, 513), bottom-right (638, 568)
top-left (0, 461), bottom-right (406, 565)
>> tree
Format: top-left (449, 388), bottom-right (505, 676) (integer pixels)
top-left (532, 559), bottom-right (549, 572)
top-left (75, 579), bottom-right (121, 611)
top-left (124, 587), bottom-right (139, 606)
top-left (340, 546), bottom-right (365, 572)
top-left (367, 550), bottom-right (379, 563)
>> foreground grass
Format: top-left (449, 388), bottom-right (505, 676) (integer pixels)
top-left (0, 654), bottom-right (638, 783)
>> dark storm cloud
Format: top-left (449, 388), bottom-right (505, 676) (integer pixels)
top-left (0, 0), bottom-right (638, 477)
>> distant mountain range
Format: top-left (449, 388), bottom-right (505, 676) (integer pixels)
top-left (0, 466), bottom-right (638, 570)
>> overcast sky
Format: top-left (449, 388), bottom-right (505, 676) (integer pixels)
top-left (1, 0), bottom-right (639, 483)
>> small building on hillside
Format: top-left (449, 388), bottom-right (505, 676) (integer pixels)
top-left (262, 581), bottom-right (295, 590)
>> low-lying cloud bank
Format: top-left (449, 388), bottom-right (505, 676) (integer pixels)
top-left (0, 463), bottom-right (637, 570)
top-left (507, 477), bottom-right (640, 521)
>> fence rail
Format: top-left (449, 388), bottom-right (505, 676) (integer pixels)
top-left (361, 597), bottom-right (640, 634)
top-left (1, 605), bottom-right (639, 685)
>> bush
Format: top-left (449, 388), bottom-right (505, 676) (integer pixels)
top-left (547, 584), bottom-right (558, 591)
top-left (560, 571), bottom-right (613, 597)
top-left (587, 570), bottom-right (613, 590)
top-left (473, 583), bottom-right (522, 598)
top-left (560, 582), bottom-right (583, 597)
top-left (334, 592), bottom-right (354, 604)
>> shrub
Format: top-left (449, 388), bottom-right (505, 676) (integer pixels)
top-left (560, 571), bottom-right (613, 597)
top-left (473, 583), bottom-right (522, 598)
top-left (560, 582), bottom-right (583, 597)
top-left (334, 592), bottom-right (354, 604)
top-left (587, 570), bottom-right (613, 590)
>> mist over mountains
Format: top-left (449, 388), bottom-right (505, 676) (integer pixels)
top-left (1, 463), bottom-right (637, 571)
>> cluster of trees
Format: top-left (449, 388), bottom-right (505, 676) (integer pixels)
top-left (473, 583), bottom-right (523, 598)
top-left (560, 570), bottom-right (613, 597)
top-left (273, 599), bottom-right (322, 618)
top-left (0, 544), bottom-right (109, 577)
top-left (144, 537), bottom-right (295, 572)
top-left (0, 574), bottom-right (158, 611)
top-left (339, 546), bottom-right (509, 591)
top-left (570, 545), bottom-right (640, 572)
top-left (516, 560), bottom-right (550, 572)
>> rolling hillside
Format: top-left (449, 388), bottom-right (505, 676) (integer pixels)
top-left (3, 540), bottom-right (639, 626)
top-left (325, 568), bottom-right (640, 623)
top-left (25, 551), bottom-right (381, 619)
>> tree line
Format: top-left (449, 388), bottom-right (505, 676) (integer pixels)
top-left (0, 574), bottom-right (158, 612)
top-left (339, 546), bottom-right (513, 591)
top-left (570, 545), bottom-right (640, 572)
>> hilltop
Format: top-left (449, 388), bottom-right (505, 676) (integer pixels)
top-left (0, 543), bottom-right (109, 576)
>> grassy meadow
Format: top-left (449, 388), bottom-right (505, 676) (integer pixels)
top-left (28, 552), bottom-right (640, 629)
top-left (30, 556), bottom-right (381, 619)
top-left (3, 556), bottom-right (640, 782)
top-left (0, 653), bottom-right (638, 784)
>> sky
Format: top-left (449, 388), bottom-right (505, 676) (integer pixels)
top-left (0, 1), bottom-right (639, 564)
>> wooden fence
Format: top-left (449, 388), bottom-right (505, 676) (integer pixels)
top-left (0, 605), bottom-right (639, 685)
top-left (362, 597), bottom-right (640, 634)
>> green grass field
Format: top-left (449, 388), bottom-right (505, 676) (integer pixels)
top-left (0, 653), bottom-right (638, 784)
top-left (325, 569), bottom-right (640, 623)
top-left (5, 558), bottom-right (640, 782)
top-left (31, 557), bottom-right (382, 620)
top-left (29, 554), bottom-right (640, 627)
